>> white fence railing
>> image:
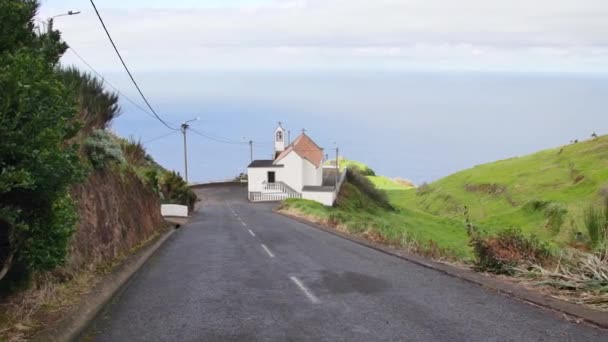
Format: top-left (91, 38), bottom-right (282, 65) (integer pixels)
top-left (263, 181), bottom-right (301, 196)
top-left (251, 173), bottom-right (345, 205)
top-left (250, 181), bottom-right (302, 202)
top-left (263, 182), bottom-right (284, 192)
top-left (249, 191), bottom-right (301, 202)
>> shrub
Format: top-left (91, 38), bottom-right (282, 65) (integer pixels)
top-left (346, 168), bottom-right (393, 210)
top-left (144, 168), bottom-right (161, 196)
top-left (470, 229), bottom-right (551, 275)
top-left (361, 166), bottom-right (376, 176)
top-left (584, 204), bottom-right (607, 248)
top-left (524, 199), bottom-right (551, 211)
top-left (464, 183), bottom-right (506, 195)
top-left (85, 129), bottom-right (126, 169)
top-left (160, 171), bottom-right (198, 210)
top-left (464, 207), bottom-right (551, 275)
top-left (416, 182), bottom-right (432, 196)
top-left (544, 203), bottom-right (568, 235)
top-left (121, 137), bottom-right (147, 166)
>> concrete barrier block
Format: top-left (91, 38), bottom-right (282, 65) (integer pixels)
top-left (161, 204), bottom-right (188, 218)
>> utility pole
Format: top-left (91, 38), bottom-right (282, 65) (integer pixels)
top-left (182, 123), bottom-right (189, 183)
top-left (287, 130), bottom-right (291, 144)
top-left (249, 140), bottom-right (253, 162)
top-left (181, 117), bottom-right (200, 183)
top-left (335, 144), bottom-right (339, 188)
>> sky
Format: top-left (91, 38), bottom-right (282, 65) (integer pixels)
top-left (36, 1), bottom-right (608, 183)
top-left (40, 0), bottom-right (608, 73)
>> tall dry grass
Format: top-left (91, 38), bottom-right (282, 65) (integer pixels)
top-left (517, 249), bottom-right (608, 311)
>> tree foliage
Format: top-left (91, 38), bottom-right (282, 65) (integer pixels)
top-left (0, 0), bottom-right (85, 282)
top-left (58, 67), bottom-right (120, 135)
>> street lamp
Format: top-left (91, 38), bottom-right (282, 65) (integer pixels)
top-left (51, 10), bottom-right (81, 19)
top-left (48, 10), bottom-right (80, 31)
top-left (181, 117), bottom-right (200, 183)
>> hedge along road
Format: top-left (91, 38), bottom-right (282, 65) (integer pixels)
top-left (85, 185), bottom-right (607, 341)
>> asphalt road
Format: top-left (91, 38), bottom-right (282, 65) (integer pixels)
top-left (87, 185), bottom-right (607, 341)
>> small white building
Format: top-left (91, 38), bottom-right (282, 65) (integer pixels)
top-left (247, 123), bottom-right (347, 206)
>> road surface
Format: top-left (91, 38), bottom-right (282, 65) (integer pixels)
top-left (86, 185), bottom-right (606, 341)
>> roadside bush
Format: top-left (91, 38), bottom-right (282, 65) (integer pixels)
top-left (160, 171), bottom-right (197, 210)
top-left (346, 168), bottom-right (393, 210)
top-left (85, 129), bottom-right (125, 169)
top-left (584, 203), bottom-right (607, 249)
top-left (120, 137), bottom-right (147, 166)
top-left (143, 168), bottom-right (161, 196)
top-left (464, 207), bottom-right (552, 275)
top-left (470, 229), bottom-right (551, 275)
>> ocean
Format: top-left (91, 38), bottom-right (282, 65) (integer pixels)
top-left (108, 70), bottom-right (608, 184)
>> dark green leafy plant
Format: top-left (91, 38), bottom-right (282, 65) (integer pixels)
top-left (160, 171), bottom-right (197, 210)
top-left (144, 168), bottom-right (161, 195)
top-left (0, 0), bottom-right (85, 283)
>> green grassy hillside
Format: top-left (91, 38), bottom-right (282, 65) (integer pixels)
top-left (285, 136), bottom-right (608, 260)
top-left (329, 157), bottom-right (415, 190)
top-left (281, 170), bottom-right (469, 258)
top-left (390, 135), bottom-right (608, 244)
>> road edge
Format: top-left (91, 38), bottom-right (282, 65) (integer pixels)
top-left (33, 227), bottom-right (177, 342)
top-left (275, 209), bottom-right (608, 329)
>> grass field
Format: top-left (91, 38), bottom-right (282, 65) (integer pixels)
top-left (282, 135), bottom-right (608, 260)
top-left (282, 182), bottom-right (470, 259)
top-left (331, 157), bottom-right (415, 190)
top-left (389, 135), bottom-right (608, 245)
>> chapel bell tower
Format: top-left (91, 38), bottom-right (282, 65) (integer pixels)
top-left (274, 122), bottom-right (286, 155)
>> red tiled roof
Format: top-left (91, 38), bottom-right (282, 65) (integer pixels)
top-left (274, 133), bottom-right (324, 168)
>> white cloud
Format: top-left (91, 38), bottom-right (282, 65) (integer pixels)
top-left (39, 0), bottom-right (608, 72)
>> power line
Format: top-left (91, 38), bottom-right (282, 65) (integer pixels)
top-left (89, 0), bottom-right (178, 131)
top-left (143, 130), bottom-right (180, 144)
top-left (67, 46), bottom-right (162, 123)
top-left (190, 128), bottom-right (248, 145)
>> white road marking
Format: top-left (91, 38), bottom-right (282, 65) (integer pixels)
top-left (240, 221), bottom-right (247, 227)
top-left (261, 244), bottom-right (275, 258)
top-left (248, 229), bottom-right (256, 237)
top-left (289, 276), bottom-right (320, 304)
